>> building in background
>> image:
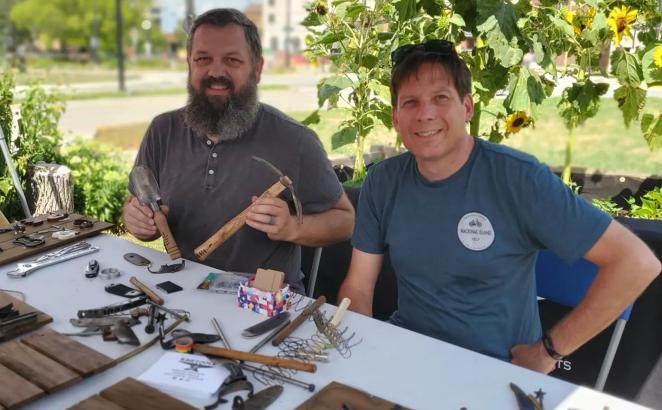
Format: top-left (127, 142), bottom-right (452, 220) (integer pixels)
top-left (262, 0), bottom-right (309, 69)
top-left (244, 2), bottom-right (263, 37)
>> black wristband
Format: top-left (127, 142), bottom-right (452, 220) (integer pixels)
top-left (542, 333), bottom-right (564, 360)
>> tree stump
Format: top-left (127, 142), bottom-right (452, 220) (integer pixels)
top-left (27, 163), bottom-right (74, 215)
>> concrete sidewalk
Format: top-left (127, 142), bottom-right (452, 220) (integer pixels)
top-left (58, 71), bottom-right (322, 138)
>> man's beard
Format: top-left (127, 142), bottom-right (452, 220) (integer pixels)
top-left (184, 74), bottom-right (260, 142)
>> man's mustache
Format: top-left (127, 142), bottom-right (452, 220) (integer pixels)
top-left (202, 76), bottom-right (234, 92)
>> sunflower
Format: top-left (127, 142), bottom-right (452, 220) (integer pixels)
top-left (563, 6), bottom-right (596, 35)
top-left (654, 45), bottom-right (662, 68)
top-left (607, 5), bottom-right (638, 46)
top-left (505, 112), bottom-right (530, 134)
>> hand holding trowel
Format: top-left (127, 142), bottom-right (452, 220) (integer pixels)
top-left (129, 165), bottom-right (181, 259)
top-left (194, 156), bottom-right (302, 261)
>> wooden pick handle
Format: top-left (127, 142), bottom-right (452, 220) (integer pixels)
top-left (129, 276), bottom-right (164, 305)
top-left (194, 179), bottom-right (288, 261)
top-left (330, 297), bottom-right (351, 327)
top-left (193, 344), bottom-right (317, 373)
top-left (272, 295), bottom-right (326, 346)
top-left (153, 210), bottom-right (181, 260)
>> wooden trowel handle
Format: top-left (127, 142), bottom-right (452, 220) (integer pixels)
top-left (194, 180), bottom-right (287, 261)
top-left (129, 276), bottom-right (164, 305)
top-left (153, 210), bottom-right (181, 260)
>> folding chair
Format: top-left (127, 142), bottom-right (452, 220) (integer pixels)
top-left (535, 250), bottom-right (634, 391)
top-left (306, 247), bottom-right (323, 297)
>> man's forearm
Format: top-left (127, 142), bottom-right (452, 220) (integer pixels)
top-left (338, 281), bottom-right (374, 317)
top-left (292, 207), bottom-right (354, 247)
top-left (547, 246), bottom-right (660, 357)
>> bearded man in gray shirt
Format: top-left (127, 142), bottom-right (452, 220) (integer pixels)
top-left (122, 9), bottom-right (354, 293)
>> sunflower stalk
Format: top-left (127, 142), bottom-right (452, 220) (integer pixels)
top-left (562, 126), bottom-right (575, 185)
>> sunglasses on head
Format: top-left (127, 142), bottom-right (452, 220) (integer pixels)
top-left (391, 40), bottom-right (456, 66)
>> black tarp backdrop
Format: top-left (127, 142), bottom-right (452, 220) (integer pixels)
top-left (302, 176), bottom-right (662, 406)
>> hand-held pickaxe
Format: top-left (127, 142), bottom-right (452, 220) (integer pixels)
top-left (194, 156), bottom-right (302, 261)
top-left (129, 165), bottom-right (182, 260)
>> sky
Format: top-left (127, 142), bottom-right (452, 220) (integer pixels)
top-left (160, 0), bottom-right (258, 33)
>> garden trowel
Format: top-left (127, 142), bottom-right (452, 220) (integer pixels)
top-left (129, 165), bottom-right (181, 259)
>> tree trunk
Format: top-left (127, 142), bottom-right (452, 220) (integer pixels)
top-left (27, 163), bottom-right (74, 215)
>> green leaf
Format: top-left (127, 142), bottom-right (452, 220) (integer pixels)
top-left (331, 126), bottom-right (358, 150)
top-left (368, 79), bottom-right (391, 103)
top-left (550, 15), bottom-right (575, 38)
top-left (302, 110), bottom-right (321, 126)
top-left (477, 0), bottom-right (519, 40)
top-left (557, 80), bottom-right (609, 129)
top-left (449, 13), bottom-right (466, 28)
top-left (301, 12), bottom-right (322, 27)
top-left (377, 32), bottom-right (394, 41)
top-left (345, 4), bottom-right (366, 20)
top-left (504, 68), bottom-right (546, 115)
top-left (420, 0), bottom-right (442, 16)
top-left (318, 76), bottom-right (353, 106)
top-left (641, 45), bottom-right (662, 85)
top-left (641, 112), bottom-right (662, 151)
top-left (393, 0), bottom-right (417, 21)
top-left (360, 54), bottom-right (378, 69)
top-left (374, 107), bottom-right (393, 129)
top-left (316, 31), bottom-right (340, 45)
top-left (613, 85), bottom-right (646, 128)
top-left (615, 52), bottom-right (643, 87)
top-left (478, 15), bottom-right (523, 67)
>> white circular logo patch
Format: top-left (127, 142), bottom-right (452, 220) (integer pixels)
top-left (457, 212), bottom-right (495, 251)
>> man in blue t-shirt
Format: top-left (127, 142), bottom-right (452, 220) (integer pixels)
top-left (338, 40), bottom-right (661, 373)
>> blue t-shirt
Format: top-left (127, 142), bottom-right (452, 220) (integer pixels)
top-left (352, 138), bottom-right (611, 360)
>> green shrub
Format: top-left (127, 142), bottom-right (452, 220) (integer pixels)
top-left (0, 71), bottom-right (64, 220)
top-left (60, 139), bottom-right (129, 231)
top-left (628, 187), bottom-right (662, 220)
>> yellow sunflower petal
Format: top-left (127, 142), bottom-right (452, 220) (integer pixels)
top-left (653, 46), bottom-right (662, 68)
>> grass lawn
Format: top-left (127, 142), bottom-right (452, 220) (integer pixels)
top-left (95, 97), bottom-right (662, 177)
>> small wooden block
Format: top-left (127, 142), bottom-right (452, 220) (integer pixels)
top-left (68, 395), bottom-right (127, 410)
top-left (99, 378), bottom-right (197, 410)
top-left (0, 362), bottom-right (45, 409)
top-left (0, 340), bottom-right (82, 392)
top-left (294, 381), bottom-right (407, 410)
top-left (0, 291), bottom-right (52, 342)
top-left (21, 330), bottom-right (113, 376)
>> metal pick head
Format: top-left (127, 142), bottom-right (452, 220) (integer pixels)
top-left (252, 157), bottom-right (303, 224)
top-left (129, 165), bottom-right (161, 206)
top-left (252, 156), bottom-right (284, 177)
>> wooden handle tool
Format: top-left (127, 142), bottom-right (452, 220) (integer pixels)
top-left (272, 295), bottom-right (326, 346)
top-left (129, 277), bottom-right (164, 305)
top-left (153, 209), bottom-right (181, 260)
top-left (330, 297), bottom-right (351, 327)
top-left (194, 179), bottom-right (289, 261)
top-left (193, 344), bottom-right (317, 373)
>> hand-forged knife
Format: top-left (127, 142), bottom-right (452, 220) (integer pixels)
top-left (232, 385), bottom-right (283, 410)
top-left (510, 382), bottom-right (543, 410)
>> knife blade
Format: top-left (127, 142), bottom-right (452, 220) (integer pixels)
top-left (232, 385), bottom-right (283, 410)
top-left (509, 382), bottom-right (543, 410)
top-left (242, 311), bottom-right (290, 338)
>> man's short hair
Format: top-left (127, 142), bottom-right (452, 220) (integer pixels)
top-left (187, 8), bottom-right (262, 63)
top-left (390, 42), bottom-right (472, 107)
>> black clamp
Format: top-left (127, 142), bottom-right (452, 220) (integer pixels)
top-left (74, 218), bottom-right (94, 229)
top-left (148, 260), bottom-right (185, 274)
top-left (204, 363), bottom-right (254, 410)
top-left (13, 235), bottom-right (45, 248)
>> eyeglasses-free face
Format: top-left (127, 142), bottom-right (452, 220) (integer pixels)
top-left (390, 40), bottom-right (456, 66)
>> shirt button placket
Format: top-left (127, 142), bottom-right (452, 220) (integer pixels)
top-left (205, 139), bottom-right (217, 189)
